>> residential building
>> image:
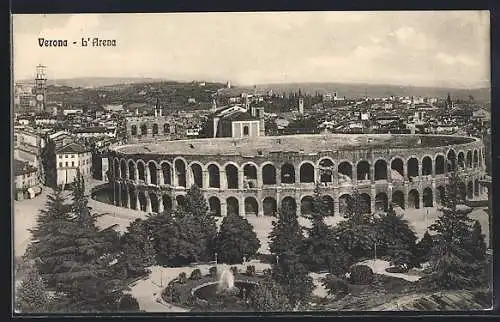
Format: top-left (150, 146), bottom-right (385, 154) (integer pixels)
top-left (55, 143), bottom-right (92, 187)
top-left (14, 159), bottom-right (41, 200)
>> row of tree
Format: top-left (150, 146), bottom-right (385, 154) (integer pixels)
top-left (256, 171), bottom-right (488, 310)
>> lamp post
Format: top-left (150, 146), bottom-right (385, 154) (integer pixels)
top-left (276, 255), bottom-right (279, 266)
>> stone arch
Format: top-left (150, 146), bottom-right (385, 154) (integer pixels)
top-left (473, 150), bottom-right (479, 168)
top-left (423, 187), bottom-right (433, 207)
top-left (162, 194), bottom-right (172, 213)
top-left (129, 185), bottom-right (137, 210)
top-left (281, 163), bottom-right (295, 184)
top-left (435, 154), bottom-right (445, 175)
top-left (466, 150), bottom-right (473, 168)
top-left (176, 195), bottom-right (186, 208)
top-left (149, 192), bottom-right (159, 213)
top-left (392, 190), bottom-right (405, 209)
top-left (140, 124), bottom-right (147, 136)
top-left (138, 191), bottom-right (147, 211)
top-left (120, 184), bottom-right (128, 207)
top-left (437, 186), bottom-right (446, 205)
top-left (457, 151), bottom-right (465, 170)
top-left (391, 157), bottom-right (404, 180)
top-left (163, 123), bottom-right (169, 134)
top-left (128, 160), bottom-right (136, 180)
top-left (263, 197), bottom-right (277, 216)
top-left (148, 161), bottom-right (158, 185)
top-left (447, 149), bottom-right (457, 172)
top-left (407, 157), bottom-right (419, 180)
top-left (474, 178), bottom-right (480, 196)
top-left (160, 162), bottom-right (172, 185)
top-left (375, 192), bottom-right (388, 212)
top-left (318, 158), bottom-right (334, 183)
top-left (356, 160), bottom-right (370, 181)
top-left (458, 182), bottom-right (466, 201)
top-left (152, 123), bottom-right (159, 136)
top-left (190, 162), bottom-right (203, 188)
top-left (281, 196), bottom-right (297, 214)
top-left (322, 195), bottom-right (335, 216)
top-left (131, 124), bottom-right (137, 136)
top-left (359, 193), bottom-right (371, 214)
top-left (113, 158), bottom-right (120, 179)
top-left (208, 196), bottom-right (221, 217)
top-left (207, 163), bottom-right (221, 188)
top-left (244, 197), bottom-right (259, 216)
top-left (137, 160), bottom-right (146, 181)
top-left (338, 194), bottom-right (351, 216)
top-left (422, 156), bottom-right (432, 176)
top-left (467, 181), bottom-right (474, 199)
top-left (120, 159), bottom-right (128, 180)
top-left (262, 163), bottom-right (277, 185)
top-left (174, 158), bottom-right (187, 187)
top-left (227, 196), bottom-right (239, 216)
top-left (338, 161), bottom-right (353, 183)
top-left (225, 163), bottom-right (239, 189)
top-left (300, 195), bottom-right (314, 216)
top-left (243, 163), bottom-right (258, 188)
top-left (374, 159), bottom-right (387, 181)
top-left (408, 189), bottom-right (420, 209)
top-left (299, 162), bottom-right (315, 183)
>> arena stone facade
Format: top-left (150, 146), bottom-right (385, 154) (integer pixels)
top-left (106, 134), bottom-right (487, 218)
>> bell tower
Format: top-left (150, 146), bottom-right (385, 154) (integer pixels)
top-left (34, 65), bottom-right (47, 112)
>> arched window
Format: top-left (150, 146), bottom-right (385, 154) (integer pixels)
top-left (243, 125), bottom-right (249, 136)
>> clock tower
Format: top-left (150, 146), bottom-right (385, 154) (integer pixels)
top-left (34, 65), bottom-right (47, 112)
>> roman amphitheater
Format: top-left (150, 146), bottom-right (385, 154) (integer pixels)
top-left (106, 134), bottom-right (486, 217)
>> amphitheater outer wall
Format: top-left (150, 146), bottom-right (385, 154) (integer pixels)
top-left (106, 134), bottom-right (487, 217)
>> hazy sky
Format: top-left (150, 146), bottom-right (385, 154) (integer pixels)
top-left (12, 11), bottom-right (490, 88)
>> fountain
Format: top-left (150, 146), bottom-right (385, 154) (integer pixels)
top-left (217, 264), bottom-right (235, 293)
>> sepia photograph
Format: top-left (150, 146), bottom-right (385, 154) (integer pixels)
top-left (12, 11), bottom-right (492, 313)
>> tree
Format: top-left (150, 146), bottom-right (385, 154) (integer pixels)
top-left (214, 213), bottom-right (260, 264)
top-left (118, 219), bottom-right (156, 278)
top-left (40, 139), bottom-right (57, 188)
top-left (415, 231), bottom-right (434, 264)
top-left (182, 185), bottom-right (217, 261)
top-left (376, 205), bottom-right (418, 267)
top-left (268, 202), bottom-right (304, 256)
top-left (303, 186), bottom-right (353, 274)
top-left (271, 250), bottom-right (314, 309)
top-left (25, 188), bottom-right (75, 286)
top-left (118, 294), bottom-right (140, 312)
top-left (15, 264), bottom-right (52, 313)
top-left (336, 189), bottom-right (376, 260)
top-left (418, 172), bottom-right (480, 291)
top-left (249, 277), bottom-right (292, 312)
top-left (466, 220), bottom-right (487, 262)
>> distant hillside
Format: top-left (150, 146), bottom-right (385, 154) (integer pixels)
top-left (17, 77), bottom-right (170, 89)
top-left (250, 82), bottom-right (491, 103)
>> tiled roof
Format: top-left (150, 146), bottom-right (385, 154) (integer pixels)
top-left (56, 142), bottom-right (89, 154)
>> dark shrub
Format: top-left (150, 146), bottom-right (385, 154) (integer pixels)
top-left (209, 266), bottom-right (217, 278)
top-left (349, 265), bottom-right (374, 285)
top-left (322, 275), bottom-right (349, 297)
top-left (263, 268), bottom-right (272, 277)
top-left (190, 269), bottom-right (202, 280)
top-left (164, 283), bottom-right (181, 303)
top-left (118, 294), bottom-right (140, 311)
top-left (230, 266), bottom-right (238, 276)
top-left (178, 272), bottom-right (188, 284)
top-left (246, 265), bottom-right (256, 277)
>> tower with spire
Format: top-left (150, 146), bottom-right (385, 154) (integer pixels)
top-left (446, 92), bottom-right (453, 110)
top-left (154, 97), bottom-right (163, 117)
